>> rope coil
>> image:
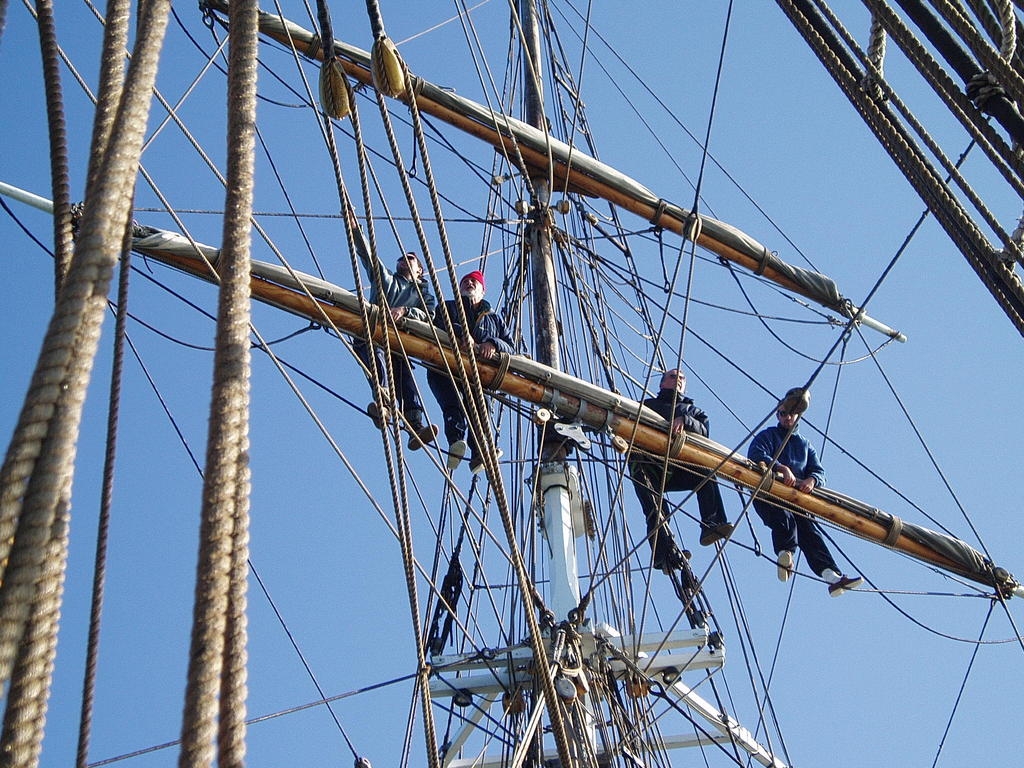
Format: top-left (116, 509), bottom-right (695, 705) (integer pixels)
top-left (684, 211), bottom-right (702, 244)
top-left (305, 34), bottom-right (322, 59)
top-left (755, 246), bottom-right (772, 276)
top-left (485, 352), bottom-right (512, 392)
top-left (649, 198), bottom-right (668, 229)
top-left (883, 514), bottom-right (905, 547)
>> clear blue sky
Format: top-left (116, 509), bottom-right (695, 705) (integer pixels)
top-left (2, 2), bottom-right (1023, 768)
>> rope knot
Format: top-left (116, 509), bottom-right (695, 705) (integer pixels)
top-left (966, 71), bottom-right (1005, 110)
top-left (999, 214), bottom-right (1024, 264)
top-left (859, 74), bottom-right (888, 103)
top-left (649, 198), bottom-right (668, 230)
top-left (683, 211), bottom-right (702, 244)
top-left (305, 33), bottom-right (322, 59)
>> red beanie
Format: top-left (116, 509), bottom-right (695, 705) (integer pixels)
top-left (462, 270), bottom-right (485, 291)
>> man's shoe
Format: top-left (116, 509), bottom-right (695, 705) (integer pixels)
top-left (777, 550), bottom-right (794, 583)
top-left (469, 448), bottom-right (503, 475)
top-left (408, 423), bottom-right (439, 451)
top-left (827, 575), bottom-right (864, 597)
top-left (447, 440), bottom-right (468, 471)
top-left (699, 522), bottom-right (734, 547)
top-left (367, 402), bottom-right (387, 430)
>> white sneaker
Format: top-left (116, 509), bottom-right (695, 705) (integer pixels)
top-left (470, 448), bottom-right (503, 475)
top-left (447, 440), bottom-right (468, 471)
top-left (777, 551), bottom-right (794, 582)
top-left (827, 575), bottom-right (864, 597)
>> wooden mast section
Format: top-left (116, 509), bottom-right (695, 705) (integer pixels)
top-left (109, 219), bottom-right (1017, 598)
top-left (201, 0), bottom-right (905, 343)
top-left (0, 178), bottom-right (1012, 593)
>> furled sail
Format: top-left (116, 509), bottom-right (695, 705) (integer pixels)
top-left (122, 216), bottom-right (1015, 597)
top-left (202, 0), bottom-right (905, 342)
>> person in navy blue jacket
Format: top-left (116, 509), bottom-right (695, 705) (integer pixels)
top-left (629, 369), bottom-right (734, 573)
top-left (427, 270), bottom-right (515, 473)
top-left (748, 388), bottom-right (863, 596)
top-left (347, 206), bottom-right (437, 450)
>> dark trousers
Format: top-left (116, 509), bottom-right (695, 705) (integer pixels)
top-left (630, 460), bottom-right (728, 545)
top-left (425, 374), bottom-right (493, 462)
top-left (426, 370), bottom-right (486, 457)
top-left (753, 499), bottom-right (838, 576)
top-left (354, 339), bottom-right (424, 424)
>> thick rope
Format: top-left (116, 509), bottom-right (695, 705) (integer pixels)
top-left (863, 12), bottom-right (887, 98)
top-left (34, 0), bottom-right (73, 294)
top-left (76, 247), bottom-right (132, 768)
top-left (0, 0), bottom-right (171, 700)
top-left (0, 3), bottom-right (76, 765)
top-left (782, 0), bottom-right (1024, 334)
top-left (217, 458), bottom-right (250, 768)
top-left (966, 0), bottom-right (1024, 77)
top-left (0, 505), bottom-right (69, 768)
top-left (83, 0), bottom-right (132, 201)
top-left (993, 0), bottom-right (1018, 62)
top-left (177, 2), bottom-right (257, 766)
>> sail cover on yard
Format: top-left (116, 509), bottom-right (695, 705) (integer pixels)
top-left (122, 218), bottom-right (1017, 596)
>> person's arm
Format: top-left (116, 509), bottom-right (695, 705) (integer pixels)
top-left (346, 206), bottom-right (394, 289)
top-left (482, 315), bottom-right (515, 355)
top-left (680, 405), bottom-right (709, 437)
top-left (800, 441), bottom-right (826, 491)
top-left (405, 280), bottom-right (436, 322)
top-left (401, 282), bottom-right (431, 322)
top-left (747, 430), bottom-right (773, 465)
top-left (473, 312), bottom-right (514, 359)
top-left (749, 430), bottom-right (798, 486)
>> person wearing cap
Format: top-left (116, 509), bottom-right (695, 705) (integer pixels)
top-left (346, 206), bottom-right (438, 450)
top-left (629, 369), bottom-right (734, 572)
top-left (427, 270), bottom-right (515, 473)
top-left (747, 388), bottom-right (863, 597)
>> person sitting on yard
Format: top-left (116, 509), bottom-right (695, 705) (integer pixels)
top-left (748, 388), bottom-right (863, 597)
top-left (427, 270), bottom-right (514, 473)
top-left (629, 369), bottom-right (734, 572)
top-left (347, 206), bottom-right (437, 449)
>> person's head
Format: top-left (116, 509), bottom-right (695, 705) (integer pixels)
top-left (660, 368), bottom-right (686, 394)
top-left (459, 270), bottom-right (485, 304)
top-left (775, 405), bottom-right (799, 429)
top-left (776, 387), bottom-right (809, 428)
top-left (396, 252), bottom-right (423, 281)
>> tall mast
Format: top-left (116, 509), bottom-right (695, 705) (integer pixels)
top-left (519, 6), bottom-right (595, 764)
top-left (521, 0), bottom-right (560, 372)
top-left (519, 0), bottom-right (582, 626)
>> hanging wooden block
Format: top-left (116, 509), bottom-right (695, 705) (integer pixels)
top-left (371, 37), bottom-right (407, 97)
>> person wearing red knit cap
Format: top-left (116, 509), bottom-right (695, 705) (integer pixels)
top-left (427, 270), bottom-right (515, 473)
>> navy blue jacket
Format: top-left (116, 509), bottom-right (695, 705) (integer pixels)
top-left (434, 298), bottom-right (514, 354)
top-left (642, 389), bottom-right (710, 438)
top-left (747, 425), bottom-right (826, 485)
top-left (352, 227), bottom-right (435, 321)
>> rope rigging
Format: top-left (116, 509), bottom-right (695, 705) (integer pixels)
top-left (8, 2), bottom-right (1024, 768)
top-left (177, 3), bottom-right (258, 765)
top-left (781, 0), bottom-right (1024, 332)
